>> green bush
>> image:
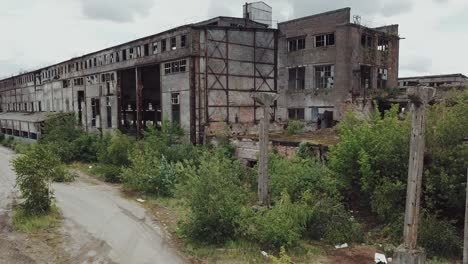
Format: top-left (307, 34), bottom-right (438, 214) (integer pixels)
top-left (12, 144), bottom-right (66, 216)
top-left (303, 193), bottom-right (363, 245)
top-left (268, 153), bottom-right (340, 202)
top-left (100, 130), bottom-right (133, 166)
top-left (328, 105), bottom-right (410, 221)
top-left (11, 141), bottom-right (32, 154)
top-left (241, 192), bottom-right (308, 248)
top-left (178, 152), bottom-right (248, 243)
top-left (419, 215), bottom-right (462, 258)
top-left (286, 120), bottom-right (305, 135)
top-left (93, 164), bottom-right (122, 183)
top-left (72, 133), bottom-right (102, 163)
top-left (0, 133), bottom-right (5, 143)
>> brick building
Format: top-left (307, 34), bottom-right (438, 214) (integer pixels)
top-left (0, 4), bottom-right (400, 141)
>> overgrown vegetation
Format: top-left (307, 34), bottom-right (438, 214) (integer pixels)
top-left (286, 119), bottom-right (305, 135)
top-left (14, 89), bottom-right (464, 261)
top-left (12, 205), bottom-right (61, 233)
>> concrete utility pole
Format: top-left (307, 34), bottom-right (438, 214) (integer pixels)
top-left (464, 138), bottom-right (468, 264)
top-left (252, 92), bottom-right (278, 206)
top-left (394, 86), bottom-right (435, 264)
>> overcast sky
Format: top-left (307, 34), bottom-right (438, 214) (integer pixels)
top-left (1, 0), bottom-right (467, 79)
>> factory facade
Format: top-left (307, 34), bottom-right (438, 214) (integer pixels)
top-left (0, 4), bottom-right (400, 142)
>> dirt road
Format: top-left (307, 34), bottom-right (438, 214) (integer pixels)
top-left (0, 146), bottom-right (185, 264)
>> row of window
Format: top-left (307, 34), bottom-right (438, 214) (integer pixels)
top-left (288, 65), bottom-right (388, 90)
top-left (2, 35), bottom-right (188, 90)
top-left (164, 60), bottom-right (187, 74)
top-left (288, 33), bottom-right (335, 52)
top-left (288, 32), bottom-right (390, 52)
top-left (288, 65), bottom-right (335, 89)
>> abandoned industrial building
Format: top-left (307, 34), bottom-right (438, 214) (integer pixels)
top-left (0, 3), bottom-right (400, 143)
top-left (398, 73), bottom-right (468, 88)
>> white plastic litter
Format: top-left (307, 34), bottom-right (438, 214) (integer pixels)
top-left (261, 251), bottom-right (268, 257)
top-left (136, 198), bottom-right (146, 203)
top-left (375, 252), bottom-right (388, 263)
top-left (88, 166), bottom-right (93, 169)
top-left (334, 243), bottom-right (348, 249)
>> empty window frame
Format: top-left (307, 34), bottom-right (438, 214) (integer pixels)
top-left (73, 78), bottom-right (84, 86)
top-left (181, 35), bottom-right (187, 48)
top-left (288, 67), bottom-right (305, 89)
top-left (315, 33), bottom-right (335, 47)
top-left (171, 93), bottom-right (180, 124)
top-left (361, 34), bottom-right (373, 48)
top-left (136, 46), bottom-right (141, 57)
top-left (164, 63), bottom-right (172, 74)
top-left (122, 49), bottom-right (127, 61)
top-left (378, 38), bottom-right (389, 51)
top-left (144, 43), bottom-right (149, 56)
top-left (129, 48), bottom-right (134, 59)
top-left (377, 68), bottom-right (388, 89)
top-left (152, 42), bottom-right (158, 54)
top-left (171, 37), bottom-right (177, 50)
top-left (314, 65), bottom-right (335, 89)
top-left (288, 108), bottom-right (305, 120)
top-left (91, 98), bottom-right (100, 127)
top-left (162, 39), bottom-right (167, 51)
top-left (288, 37), bottom-right (306, 52)
top-left (360, 65), bottom-right (372, 89)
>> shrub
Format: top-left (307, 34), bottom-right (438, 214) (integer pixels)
top-left (12, 141), bottom-right (32, 154)
top-left (328, 105), bottom-right (410, 221)
top-left (303, 193), bottom-right (363, 245)
top-left (178, 152), bottom-right (247, 243)
top-left (93, 164), bottom-right (122, 183)
top-left (102, 130), bottom-right (133, 166)
top-left (270, 246), bottom-right (292, 264)
top-left (241, 192), bottom-right (308, 248)
top-left (286, 120), bottom-right (305, 135)
top-left (12, 144), bottom-right (66, 216)
top-left (419, 215), bottom-right (462, 258)
top-left (13, 205), bottom-right (61, 233)
top-left (0, 133), bottom-right (5, 143)
top-left (268, 153), bottom-right (340, 202)
top-left (72, 133), bottom-right (102, 163)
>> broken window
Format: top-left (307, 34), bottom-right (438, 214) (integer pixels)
top-left (107, 97), bottom-right (112, 128)
top-left (377, 68), bottom-right (388, 89)
top-left (171, 37), bottom-right (177, 50)
top-left (38, 101), bottom-right (42, 112)
top-left (91, 98), bottom-right (100, 127)
top-left (73, 78), bottom-right (84, 86)
top-left (129, 48), bottom-right (134, 59)
top-left (136, 46), bottom-right (141, 57)
top-left (288, 67), bottom-right (305, 89)
top-left (181, 35), bottom-right (187, 48)
top-left (378, 38), bottom-right (389, 51)
top-left (164, 63), bottom-right (171, 74)
top-left (122, 49), bottom-right (127, 61)
top-left (172, 61), bottom-right (180, 73)
top-left (94, 58), bottom-right (97, 67)
top-left (288, 37), bottom-right (305, 52)
top-left (152, 42), bottom-right (158, 54)
top-left (110, 54), bottom-right (114, 63)
top-left (62, 79), bottom-right (70, 88)
top-left (314, 65), bottom-right (334, 89)
top-left (116, 52), bottom-right (120, 62)
top-left (361, 34), bottom-right (373, 48)
top-left (162, 39), bottom-right (167, 51)
top-left (360, 65), bottom-right (372, 89)
top-left (288, 108), bottom-right (305, 120)
top-left (171, 93), bottom-right (180, 124)
top-left (144, 44), bottom-right (149, 56)
top-left (179, 60), bottom-right (187, 72)
top-left (315, 33), bottom-right (335, 47)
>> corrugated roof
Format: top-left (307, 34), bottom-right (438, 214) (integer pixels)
top-left (0, 112), bottom-right (51, 123)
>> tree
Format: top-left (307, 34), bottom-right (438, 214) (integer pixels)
top-left (12, 144), bottom-right (66, 216)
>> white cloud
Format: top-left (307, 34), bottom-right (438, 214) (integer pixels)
top-left (79, 0), bottom-right (155, 23)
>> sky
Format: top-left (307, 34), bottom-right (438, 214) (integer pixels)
top-left (0, 0), bottom-right (467, 79)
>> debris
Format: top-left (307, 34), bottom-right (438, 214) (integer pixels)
top-left (88, 166), bottom-right (93, 169)
top-left (136, 198), bottom-right (146, 203)
top-left (375, 252), bottom-right (387, 263)
top-left (261, 251), bottom-right (268, 257)
top-left (387, 257), bottom-right (392, 262)
top-left (335, 243), bottom-right (348, 249)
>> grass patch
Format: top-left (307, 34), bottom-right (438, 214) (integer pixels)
top-left (13, 205), bottom-right (61, 234)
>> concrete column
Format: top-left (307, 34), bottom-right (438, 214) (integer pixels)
top-left (135, 67), bottom-right (143, 137)
top-left (252, 92), bottom-right (278, 206)
top-left (394, 86), bottom-right (435, 264)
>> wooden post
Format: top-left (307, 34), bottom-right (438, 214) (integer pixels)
top-left (394, 86), bottom-right (434, 264)
top-left (251, 92), bottom-right (278, 206)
